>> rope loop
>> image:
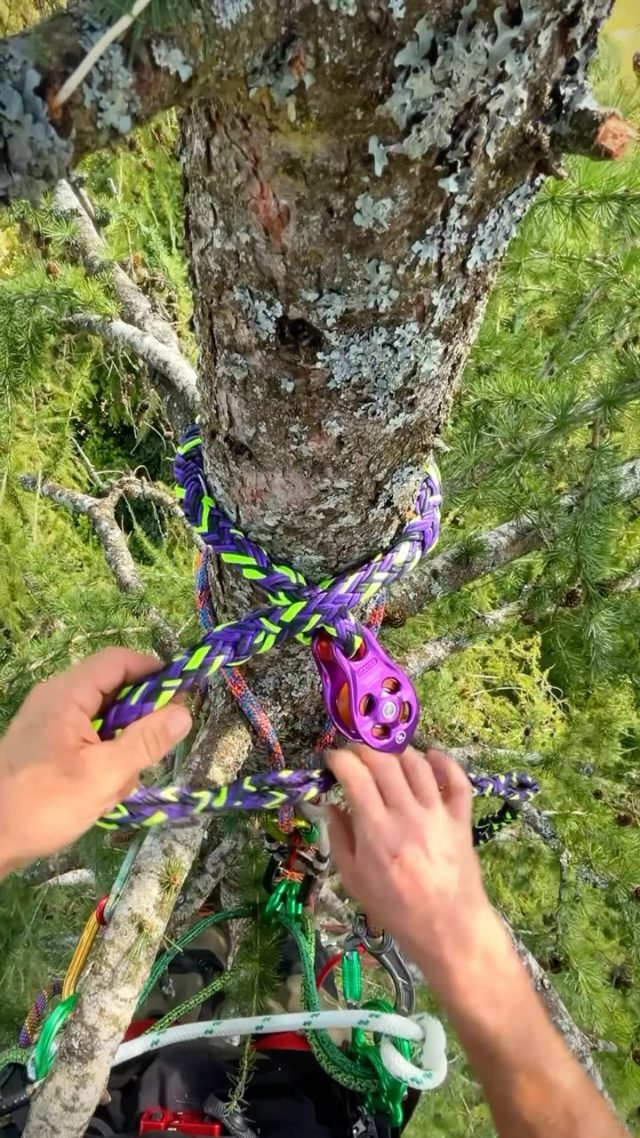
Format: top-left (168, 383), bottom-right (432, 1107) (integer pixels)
top-left (95, 428), bottom-right (441, 739)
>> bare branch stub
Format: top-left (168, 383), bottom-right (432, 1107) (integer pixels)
top-left (66, 314), bottom-right (199, 414)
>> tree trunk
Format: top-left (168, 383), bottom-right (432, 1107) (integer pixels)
top-left (181, 0), bottom-right (613, 748)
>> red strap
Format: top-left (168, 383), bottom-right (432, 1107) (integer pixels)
top-left (124, 1018), bottom-right (158, 1042)
top-left (253, 1031), bottom-right (311, 1053)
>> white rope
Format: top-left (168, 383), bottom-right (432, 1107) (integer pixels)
top-left (54, 0), bottom-right (153, 109)
top-left (112, 1008), bottom-right (448, 1091)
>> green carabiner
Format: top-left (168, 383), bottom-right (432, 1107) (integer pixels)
top-left (348, 997), bottom-right (410, 1129)
top-left (264, 879), bottom-right (303, 922)
top-left (32, 994), bottom-right (79, 1080)
top-left (342, 949), bottom-right (363, 1005)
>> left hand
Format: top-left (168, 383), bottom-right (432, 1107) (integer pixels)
top-left (0, 648), bottom-right (192, 873)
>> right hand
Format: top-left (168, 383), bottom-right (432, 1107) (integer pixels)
top-left (327, 745), bottom-right (502, 1002)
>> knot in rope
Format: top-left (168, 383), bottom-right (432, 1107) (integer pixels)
top-left (108, 1008), bottom-right (449, 1094)
top-left (175, 425), bottom-right (441, 655)
top-left (97, 427), bottom-right (441, 739)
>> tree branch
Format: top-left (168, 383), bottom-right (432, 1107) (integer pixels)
top-left (434, 744), bottom-right (543, 768)
top-left (403, 564), bottom-right (640, 681)
top-left (168, 833), bottom-right (242, 937)
top-left (504, 922), bottom-right (613, 1102)
top-left (0, 1), bottom-right (622, 207)
top-left (19, 471), bottom-right (204, 656)
top-left (394, 457), bottom-right (640, 620)
top-left (403, 601), bottom-right (521, 677)
top-left (18, 469), bottom-right (252, 1138)
top-left (52, 181), bottom-right (180, 351)
top-left (116, 475), bottom-right (204, 542)
top-left (20, 472), bottom-right (146, 590)
top-left (23, 690), bottom-right (250, 1138)
top-left (1, 4), bottom-right (261, 203)
top-left (21, 849), bottom-right (87, 887)
top-left (66, 314), bottom-right (199, 413)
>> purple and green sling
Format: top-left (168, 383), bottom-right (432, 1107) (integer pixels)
top-left (94, 428), bottom-right (539, 834)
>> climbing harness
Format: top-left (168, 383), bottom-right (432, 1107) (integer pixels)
top-left (5, 884), bottom-right (446, 1130)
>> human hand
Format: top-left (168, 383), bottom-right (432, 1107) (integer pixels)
top-left (327, 745), bottom-right (504, 1005)
top-left (0, 648), bottom-right (192, 873)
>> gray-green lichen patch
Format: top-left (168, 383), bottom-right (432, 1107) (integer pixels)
top-left (313, 0), bottom-right (358, 14)
top-left (353, 192), bottom-right (396, 232)
top-left (368, 135), bottom-right (388, 178)
top-left (0, 47), bottom-right (73, 203)
top-left (407, 176), bottom-right (539, 278)
top-left (210, 0), bottom-right (253, 29)
top-left (151, 39), bottom-right (194, 82)
top-left (233, 286), bottom-right (283, 340)
top-left (466, 179), bottom-right (539, 271)
top-left (81, 32), bottom-right (141, 133)
top-left (378, 0), bottom-right (539, 177)
top-left (372, 0), bottom-right (602, 188)
top-left (248, 37), bottom-right (315, 122)
top-left (303, 258), bottom-right (399, 326)
top-left (318, 320), bottom-right (442, 427)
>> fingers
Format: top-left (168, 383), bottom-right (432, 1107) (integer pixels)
top-left (399, 746), bottom-right (442, 810)
top-left (47, 648), bottom-right (162, 718)
top-left (326, 748), bottom-right (386, 828)
top-left (99, 703), bottom-right (192, 779)
top-left (355, 745), bottom-right (417, 811)
top-left (423, 749), bottom-right (472, 824)
top-left (328, 805), bottom-right (356, 882)
top-left (328, 745), bottom-right (470, 824)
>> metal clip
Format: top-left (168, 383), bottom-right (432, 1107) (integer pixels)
top-left (312, 625), bottom-right (418, 752)
top-left (348, 919), bottom-right (416, 1017)
top-left (351, 1108), bottom-right (379, 1137)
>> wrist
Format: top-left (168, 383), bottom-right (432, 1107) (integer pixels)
top-left (412, 903), bottom-right (517, 1015)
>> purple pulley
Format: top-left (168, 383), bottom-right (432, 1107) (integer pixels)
top-left (312, 625), bottom-right (419, 752)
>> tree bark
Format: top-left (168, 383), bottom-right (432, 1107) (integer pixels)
top-left (0, 1), bottom-right (619, 204)
top-left (181, 0), bottom-right (614, 751)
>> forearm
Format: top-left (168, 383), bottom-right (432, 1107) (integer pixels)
top-left (416, 910), bottom-right (626, 1138)
top-left (0, 842), bottom-right (23, 880)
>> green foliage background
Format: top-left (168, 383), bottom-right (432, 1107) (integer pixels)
top-left (1, 5), bottom-right (640, 1136)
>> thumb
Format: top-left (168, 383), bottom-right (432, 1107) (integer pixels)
top-left (101, 704), bottom-right (193, 777)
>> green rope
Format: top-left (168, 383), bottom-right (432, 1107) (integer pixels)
top-left (0, 1045), bottom-right (30, 1073)
top-left (277, 912), bottom-right (380, 1095)
top-left (137, 905), bottom-right (254, 1010)
top-left (104, 837), bottom-right (143, 922)
top-left (144, 967), bottom-right (236, 1036)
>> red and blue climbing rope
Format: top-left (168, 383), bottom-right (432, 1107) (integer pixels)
top-left (18, 982), bottom-right (62, 1050)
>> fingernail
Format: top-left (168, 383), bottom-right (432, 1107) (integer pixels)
top-left (165, 705), bottom-right (192, 740)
